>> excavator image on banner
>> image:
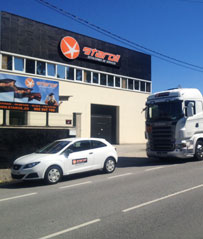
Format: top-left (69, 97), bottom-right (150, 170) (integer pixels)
top-left (0, 78), bottom-right (42, 102)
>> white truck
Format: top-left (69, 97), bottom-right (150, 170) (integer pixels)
top-left (145, 88), bottom-right (203, 160)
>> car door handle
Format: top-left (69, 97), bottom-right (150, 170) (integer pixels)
top-left (89, 152), bottom-right (93, 155)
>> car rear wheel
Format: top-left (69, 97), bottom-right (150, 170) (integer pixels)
top-left (44, 166), bottom-right (62, 184)
top-left (195, 140), bottom-right (203, 161)
top-left (103, 157), bottom-right (116, 173)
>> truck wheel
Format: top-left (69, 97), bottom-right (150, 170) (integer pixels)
top-left (195, 140), bottom-right (203, 161)
top-left (44, 166), bottom-right (62, 184)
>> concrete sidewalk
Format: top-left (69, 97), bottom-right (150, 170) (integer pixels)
top-left (0, 169), bottom-right (12, 183)
top-left (115, 144), bottom-right (146, 157)
top-left (0, 144), bottom-right (146, 184)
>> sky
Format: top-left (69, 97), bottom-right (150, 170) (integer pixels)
top-left (0, 0), bottom-right (203, 93)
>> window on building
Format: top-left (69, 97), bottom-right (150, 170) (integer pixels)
top-left (47, 63), bottom-right (56, 77)
top-left (93, 72), bottom-right (99, 84)
top-left (115, 77), bottom-right (120, 87)
top-left (134, 80), bottom-right (139, 90)
top-left (122, 78), bottom-right (127, 89)
top-left (146, 82), bottom-right (151, 92)
top-left (141, 81), bottom-right (145, 92)
top-left (0, 54), bottom-right (148, 94)
top-left (2, 54), bottom-right (12, 70)
top-left (14, 57), bottom-right (24, 71)
top-left (100, 74), bottom-right (107, 86)
top-left (26, 59), bottom-right (35, 74)
top-left (67, 66), bottom-right (74, 80)
top-left (37, 61), bottom-right (46, 75)
top-left (84, 70), bottom-right (91, 83)
top-left (128, 79), bottom-right (133, 90)
top-left (9, 111), bottom-right (27, 126)
top-left (76, 69), bottom-right (82, 81)
top-left (57, 65), bottom-right (65, 79)
top-left (108, 75), bottom-right (114, 87)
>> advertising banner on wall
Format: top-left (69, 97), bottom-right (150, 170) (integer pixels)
top-left (0, 73), bottom-right (59, 113)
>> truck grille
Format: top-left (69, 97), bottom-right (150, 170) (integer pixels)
top-left (150, 126), bottom-right (175, 151)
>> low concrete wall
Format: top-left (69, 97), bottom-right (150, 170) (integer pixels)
top-left (0, 128), bottom-right (70, 168)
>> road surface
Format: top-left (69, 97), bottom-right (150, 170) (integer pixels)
top-left (0, 145), bottom-right (203, 239)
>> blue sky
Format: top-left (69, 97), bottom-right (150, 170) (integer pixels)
top-left (1, 0), bottom-right (203, 93)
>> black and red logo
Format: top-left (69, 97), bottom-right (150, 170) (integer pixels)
top-left (60, 36), bottom-right (121, 66)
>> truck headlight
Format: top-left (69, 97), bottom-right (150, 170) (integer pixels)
top-left (23, 162), bottom-right (40, 169)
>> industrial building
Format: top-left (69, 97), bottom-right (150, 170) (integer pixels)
top-left (0, 11), bottom-right (151, 159)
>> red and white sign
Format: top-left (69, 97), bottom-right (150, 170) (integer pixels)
top-left (25, 78), bottom-right (35, 88)
top-left (60, 36), bottom-right (121, 66)
top-left (60, 36), bottom-right (80, 60)
top-left (72, 158), bottom-right (88, 165)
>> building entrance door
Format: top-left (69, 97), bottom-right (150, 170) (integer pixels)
top-left (91, 104), bottom-right (118, 144)
top-left (91, 115), bottom-right (112, 143)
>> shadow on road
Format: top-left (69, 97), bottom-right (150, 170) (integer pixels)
top-left (0, 170), bottom-right (104, 189)
top-left (0, 156), bottom-right (196, 189)
top-left (117, 156), bottom-right (195, 168)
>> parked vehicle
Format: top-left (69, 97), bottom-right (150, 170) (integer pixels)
top-left (145, 88), bottom-right (203, 160)
top-left (11, 138), bottom-right (118, 184)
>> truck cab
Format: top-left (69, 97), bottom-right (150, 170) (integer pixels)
top-left (145, 88), bottom-right (203, 160)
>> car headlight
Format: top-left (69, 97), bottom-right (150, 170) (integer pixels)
top-left (23, 162), bottom-right (40, 169)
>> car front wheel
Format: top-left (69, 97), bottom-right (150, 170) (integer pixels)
top-left (103, 157), bottom-right (116, 173)
top-left (44, 166), bottom-right (62, 184)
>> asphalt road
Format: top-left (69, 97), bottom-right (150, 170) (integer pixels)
top-left (1, 145), bottom-right (203, 239)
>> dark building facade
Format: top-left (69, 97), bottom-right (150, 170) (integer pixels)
top-left (0, 12), bottom-right (151, 81)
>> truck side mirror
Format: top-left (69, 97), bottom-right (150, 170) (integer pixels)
top-left (187, 102), bottom-right (194, 117)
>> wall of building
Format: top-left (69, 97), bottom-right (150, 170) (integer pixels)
top-left (58, 80), bottom-right (148, 143)
top-left (0, 74), bottom-right (148, 143)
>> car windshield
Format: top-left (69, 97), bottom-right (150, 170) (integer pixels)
top-left (147, 100), bottom-right (183, 121)
top-left (35, 141), bottom-right (70, 154)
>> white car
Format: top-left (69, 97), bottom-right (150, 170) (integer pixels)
top-left (11, 138), bottom-right (118, 184)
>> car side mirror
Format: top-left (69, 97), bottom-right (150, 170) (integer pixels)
top-left (63, 149), bottom-right (73, 157)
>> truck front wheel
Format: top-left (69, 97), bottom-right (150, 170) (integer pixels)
top-left (195, 140), bottom-right (203, 161)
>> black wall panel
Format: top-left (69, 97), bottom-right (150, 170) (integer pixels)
top-left (0, 128), bottom-right (70, 168)
top-left (0, 12), bottom-right (151, 81)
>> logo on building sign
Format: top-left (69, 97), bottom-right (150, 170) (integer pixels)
top-left (60, 36), bottom-right (121, 66)
top-left (60, 36), bottom-right (80, 60)
top-left (82, 47), bottom-right (120, 66)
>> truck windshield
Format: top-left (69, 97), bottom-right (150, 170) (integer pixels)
top-left (147, 100), bottom-right (183, 121)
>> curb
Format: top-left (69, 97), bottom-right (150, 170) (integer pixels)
top-left (0, 179), bottom-right (14, 185)
top-left (0, 169), bottom-right (12, 184)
